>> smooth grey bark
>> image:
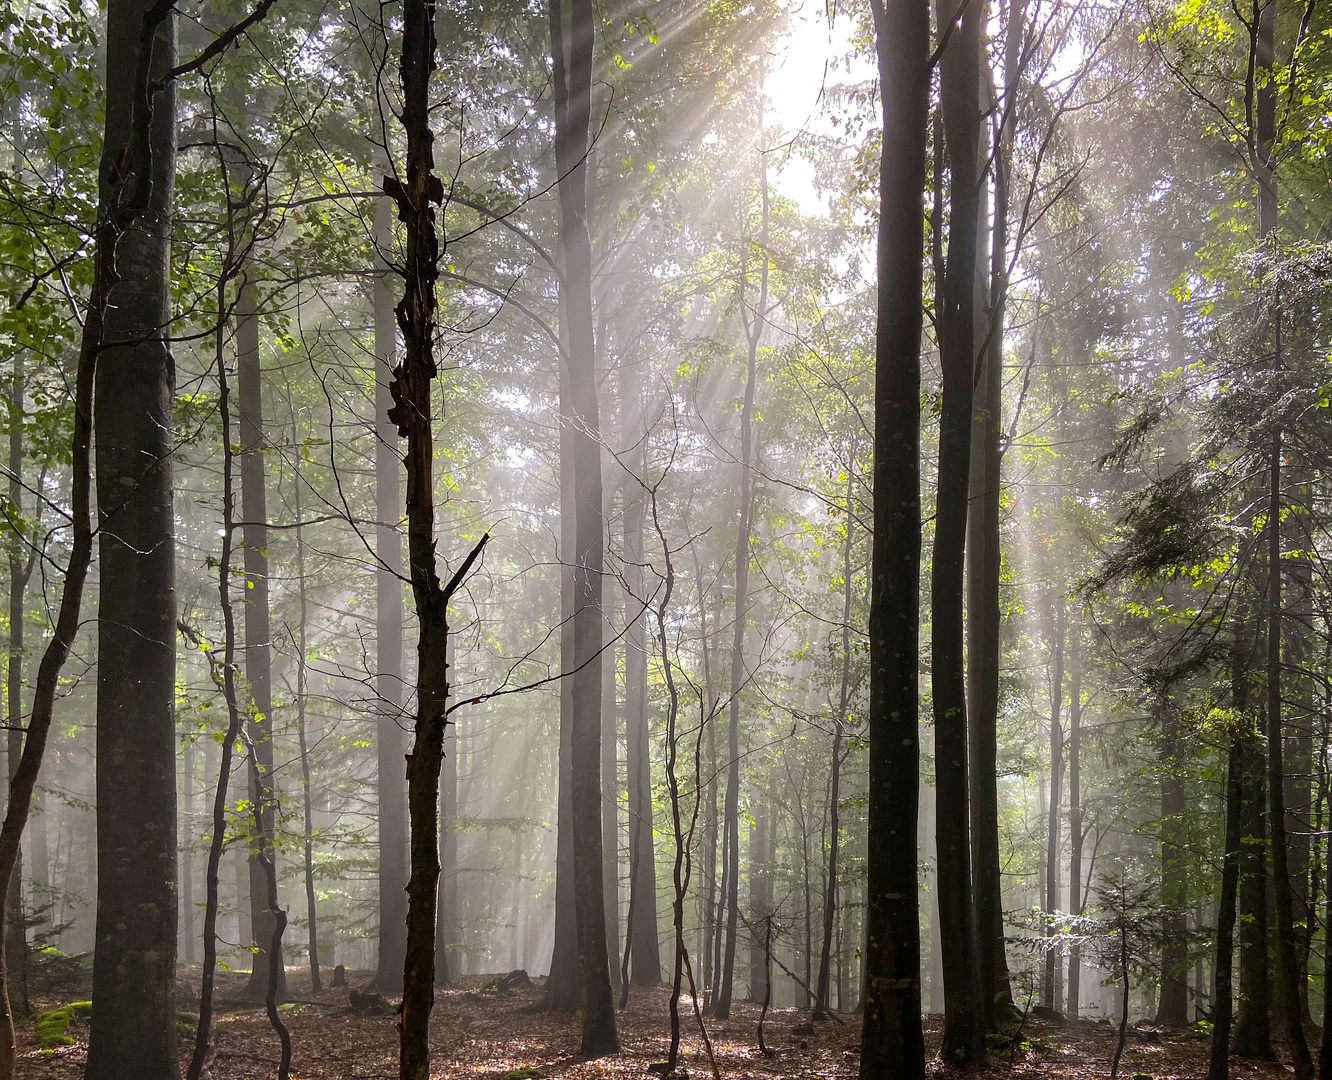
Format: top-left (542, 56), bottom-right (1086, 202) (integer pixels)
top-left (372, 164), bottom-right (408, 993)
top-left (602, 479), bottom-right (620, 992)
top-left (548, 0), bottom-right (617, 1050)
top-left (293, 461), bottom-right (320, 991)
top-left (621, 358), bottom-right (660, 987)
top-left (85, 0), bottom-right (180, 1072)
top-left (1067, 619), bottom-right (1083, 1017)
top-left (1044, 598), bottom-right (1064, 1010)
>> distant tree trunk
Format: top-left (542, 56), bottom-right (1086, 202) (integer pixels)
top-left (815, 468), bottom-right (854, 1021)
top-left (857, 0), bottom-right (928, 1074)
top-left (931, 0), bottom-right (985, 1060)
top-left (238, 283), bottom-right (287, 1004)
top-left (293, 464), bottom-right (320, 992)
top-left (602, 479), bottom-right (621, 992)
top-left (1208, 710), bottom-right (1244, 1080)
top-left (85, 0), bottom-right (181, 1072)
top-left (382, 0), bottom-right (489, 1070)
top-left (1067, 619), bottom-right (1083, 1018)
top-left (1044, 599), bottom-right (1064, 1011)
top-left (748, 789), bottom-right (769, 1002)
top-left (373, 140), bottom-right (409, 995)
top-left (181, 736), bottom-right (196, 967)
top-left (1156, 702), bottom-right (1188, 1026)
top-left (714, 88), bottom-right (769, 1023)
top-left (1319, 755), bottom-right (1332, 1080)
top-left (4, 362), bottom-right (31, 1020)
top-left (548, 0), bottom-right (618, 1052)
top-left (622, 359), bottom-right (660, 988)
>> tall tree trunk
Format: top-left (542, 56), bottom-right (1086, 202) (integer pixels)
top-left (238, 283), bottom-right (286, 1003)
top-left (857, 0), bottom-right (928, 1074)
top-left (815, 467), bottom-right (854, 1021)
top-left (602, 480), bottom-right (621, 992)
top-left (373, 140), bottom-right (409, 995)
top-left (293, 462), bottom-right (320, 992)
top-left (1208, 662), bottom-right (1246, 1080)
top-left (548, 0), bottom-right (618, 1052)
top-left (4, 362), bottom-right (31, 1021)
top-left (622, 358), bottom-right (660, 987)
top-left (1268, 422), bottom-right (1311, 1076)
top-left (1233, 715), bottom-right (1274, 1057)
top-left (714, 88), bottom-right (769, 1022)
top-left (435, 639), bottom-right (457, 986)
top-left (1067, 618), bottom-right (1083, 1018)
top-left (932, 0), bottom-right (985, 1060)
top-left (85, 0), bottom-right (180, 1072)
top-left (1157, 702), bottom-right (1188, 1026)
top-left (748, 787), bottom-right (769, 1002)
top-left (968, 0), bottom-right (1022, 1026)
top-left (383, 0), bottom-right (489, 1070)
top-left (1044, 599), bottom-right (1064, 1011)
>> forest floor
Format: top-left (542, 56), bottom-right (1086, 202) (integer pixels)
top-left (10, 968), bottom-right (1305, 1079)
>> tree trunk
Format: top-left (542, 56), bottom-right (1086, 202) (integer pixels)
top-left (815, 468), bottom-right (854, 1021)
top-left (373, 142), bottom-right (409, 995)
top-left (1208, 723), bottom-right (1244, 1080)
top-left (237, 283), bottom-right (287, 1003)
top-left (714, 86), bottom-right (769, 1022)
top-left (85, 0), bottom-right (180, 1072)
top-left (548, 0), bottom-right (618, 1052)
top-left (1067, 618), bottom-right (1083, 1018)
top-left (968, 0), bottom-right (1022, 1026)
top-left (1157, 702), bottom-right (1188, 1026)
top-left (1044, 599), bottom-right (1064, 1011)
top-left (622, 358), bottom-right (660, 987)
top-left (1232, 715), bottom-right (1274, 1057)
top-left (435, 639), bottom-right (457, 986)
top-left (857, 0), bottom-right (928, 1074)
top-left (383, 0), bottom-right (489, 1071)
top-left (293, 463), bottom-right (320, 992)
top-left (602, 479), bottom-right (621, 992)
top-left (4, 362), bottom-right (31, 1022)
top-left (748, 788), bottom-right (769, 1002)
top-left (931, 0), bottom-right (985, 1060)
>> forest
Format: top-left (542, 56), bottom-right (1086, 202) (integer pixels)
top-left (0, 0), bottom-right (1330, 1076)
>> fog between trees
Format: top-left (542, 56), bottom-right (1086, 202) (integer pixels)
top-left (2, 0), bottom-right (1332, 1076)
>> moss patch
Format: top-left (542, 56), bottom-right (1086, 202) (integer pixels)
top-left (34, 1001), bottom-right (92, 1048)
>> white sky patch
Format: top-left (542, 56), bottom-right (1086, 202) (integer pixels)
top-left (765, 1), bottom-right (871, 216)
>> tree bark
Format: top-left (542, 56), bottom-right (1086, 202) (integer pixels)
top-left (85, 0), bottom-right (180, 1072)
top-left (293, 463), bottom-right (320, 992)
top-left (237, 282), bottom-right (287, 1003)
top-left (373, 141), bottom-right (409, 995)
top-left (1067, 618), bottom-right (1083, 1018)
top-left (622, 358), bottom-right (660, 987)
top-left (548, 0), bottom-right (618, 1052)
top-left (1156, 703), bottom-right (1188, 1026)
top-left (932, 0), bottom-right (986, 1060)
top-left (857, 0), bottom-right (928, 1074)
top-left (383, 0), bottom-right (489, 1071)
top-left (1208, 716), bottom-right (1244, 1080)
top-left (1044, 599), bottom-right (1064, 1011)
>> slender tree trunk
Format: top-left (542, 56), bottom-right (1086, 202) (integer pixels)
top-left (383, 0), bottom-right (489, 1071)
top-left (1157, 702), bottom-right (1188, 1026)
top-left (435, 639), bottom-right (457, 986)
top-left (1268, 424), bottom-right (1312, 1076)
top-left (548, 0), bottom-right (617, 1051)
top-left (293, 465), bottom-right (320, 992)
top-left (714, 87), bottom-right (769, 1022)
top-left (748, 789), bottom-right (768, 1002)
top-left (1209, 726), bottom-right (1244, 1080)
top-left (85, 0), bottom-right (180, 1072)
top-left (373, 139), bottom-right (409, 995)
top-left (815, 468), bottom-right (854, 1021)
top-left (968, 0), bottom-right (1022, 1025)
top-left (1233, 714), bottom-right (1274, 1057)
top-left (932, 0), bottom-right (985, 1060)
top-left (622, 358), bottom-right (660, 987)
top-left (1067, 619), bottom-right (1083, 1018)
top-left (1044, 599), bottom-right (1064, 1010)
top-left (857, 0), bottom-right (928, 1074)
top-left (238, 282), bottom-right (287, 1003)
top-left (602, 479), bottom-right (621, 992)
top-left (4, 362), bottom-right (30, 1021)
top-left (181, 734), bottom-right (196, 966)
